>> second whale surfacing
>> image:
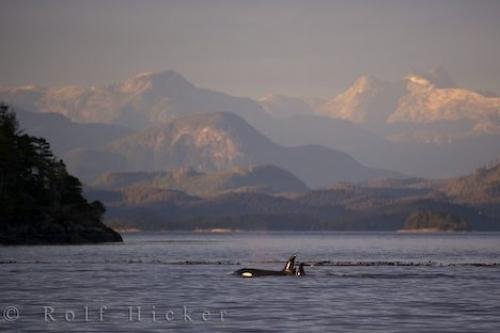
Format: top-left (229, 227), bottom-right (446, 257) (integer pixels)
top-left (234, 255), bottom-right (305, 278)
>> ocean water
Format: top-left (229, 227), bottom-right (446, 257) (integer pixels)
top-left (1, 232), bottom-right (499, 332)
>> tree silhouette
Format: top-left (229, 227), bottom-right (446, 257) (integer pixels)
top-left (0, 103), bottom-right (121, 244)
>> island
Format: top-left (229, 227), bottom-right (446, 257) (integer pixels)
top-left (0, 104), bottom-right (122, 245)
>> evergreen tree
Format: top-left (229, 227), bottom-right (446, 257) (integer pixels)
top-left (0, 103), bottom-right (121, 244)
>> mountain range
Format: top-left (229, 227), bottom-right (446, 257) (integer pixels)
top-left (316, 67), bottom-right (500, 138)
top-left (14, 108), bottom-right (132, 155)
top-left (1, 67), bottom-right (499, 179)
top-left (257, 68), bottom-right (500, 177)
top-left (92, 164), bottom-right (309, 196)
top-left (103, 112), bottom-right (400, 187)
top-left (8, 107), bottom-right (398, 187)
top-left (0, 70), bottom-right (266, 129)
top-left (85, 162), bottom-right (500, 231)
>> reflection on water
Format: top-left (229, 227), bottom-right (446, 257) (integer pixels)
top-left (1, 232), bottom-right (499, 332)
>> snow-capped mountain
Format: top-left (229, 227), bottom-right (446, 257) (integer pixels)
top-left (0, 70), bottom-right (267, 129)
top-left (2, 68), bottom-right (499, 179)
top-left (316, 75), bottom-right (404, 127)
top-left (316, 68), bottom-right (500, 140)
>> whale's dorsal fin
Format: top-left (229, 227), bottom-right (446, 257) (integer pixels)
top-left (282, 255), bottom-right (296, 273)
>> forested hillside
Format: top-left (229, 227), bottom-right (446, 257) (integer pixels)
top-left (0, 104), bottom-right (122, 244)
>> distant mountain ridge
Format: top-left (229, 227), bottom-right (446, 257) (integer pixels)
top-left (317, 68), bottom-right (500, 140)
top-left (3, 68), bottom-right (498, 138)
top-left (257, 68), bottom-right (500, 178)
top-left (3, 68), bottom-right (499, 179)
top-left (14, 108), bottom-right (133, 156)
top-left (0, 70), bottom-right (267, 129)
top-left (93, 165), bottom-right (309, 196)
top-left (84, 161), bottom-right (500, 231)
top-left (258, 94), bottom-right (317, 118)
top-left (441, 163), bottom-right (500, 204)
top-left (317, 75), bottom-right (404, 127)
top-left (8, 107), bottom-right (400, 187)
top-left (100, 112), bottom-right (401, 188)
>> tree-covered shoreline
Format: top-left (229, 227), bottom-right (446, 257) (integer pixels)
top-left (0, 104), bottom-right (122, 245)
top-left (401, 211), bottom-right (471, 232)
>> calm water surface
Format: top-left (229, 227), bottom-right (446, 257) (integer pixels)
top-left (1, 232), bottom-right (499, 332)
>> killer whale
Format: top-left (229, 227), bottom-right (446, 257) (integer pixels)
top-left (297, 263), bottom-right (306, 276)
top-left (234, 255), bottom-right (305, 278)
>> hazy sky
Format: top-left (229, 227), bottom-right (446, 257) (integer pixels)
top-left (1, 0), bottom-right (499, 98)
